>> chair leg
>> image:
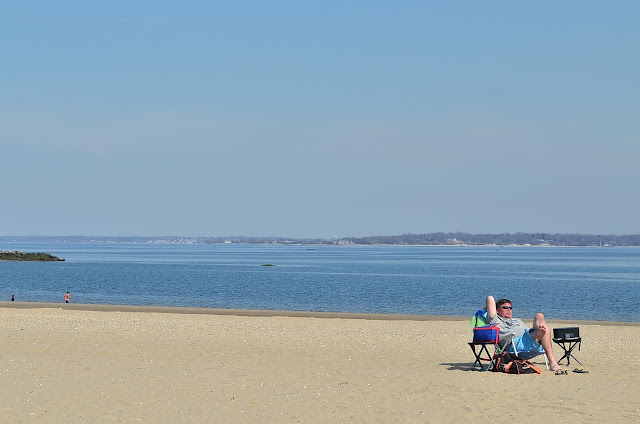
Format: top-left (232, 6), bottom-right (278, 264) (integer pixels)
top-left (555, 340), bottom-right (583, 366)
top-left (544, 353), bottom-right (549, 370)
top-left (470, 343), bottom-right (494, 370)
top-left (570, 353), bottom-right (583, 366)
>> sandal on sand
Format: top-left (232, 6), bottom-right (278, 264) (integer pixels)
top-left (555, 369), bottom-right (568, 375)
top-left (573, 368), bottom-right (589, 374)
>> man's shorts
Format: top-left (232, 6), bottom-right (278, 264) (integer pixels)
top-left (512, 329), bottom-right (543, 352)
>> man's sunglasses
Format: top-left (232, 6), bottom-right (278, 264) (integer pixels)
top-left (501, 306), bottom-right (513, 310)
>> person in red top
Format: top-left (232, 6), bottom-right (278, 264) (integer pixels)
top-left (65, 291), bottom-right (70, 303)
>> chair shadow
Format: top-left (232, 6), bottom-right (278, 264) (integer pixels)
top-left (441, 362), bottom-right (490, 372)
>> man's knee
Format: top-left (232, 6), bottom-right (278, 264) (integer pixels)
top-left (534, 312), bottom-right (546, 322)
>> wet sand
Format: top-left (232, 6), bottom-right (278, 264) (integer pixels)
top-left (1, 302), bottom-right (638, 423)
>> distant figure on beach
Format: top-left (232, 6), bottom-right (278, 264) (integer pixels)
top-left (65, 291), bottom-right (70, 303)
top-left (485, 296), bottom-right (562, 372)
top-left (11, 294), bottom-right (15, 301)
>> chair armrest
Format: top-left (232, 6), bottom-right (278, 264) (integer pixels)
top-left (497, 333), bottom-right (515, 350)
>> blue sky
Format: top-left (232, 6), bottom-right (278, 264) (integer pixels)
top-left (2, 1), bottom-right (638, 238)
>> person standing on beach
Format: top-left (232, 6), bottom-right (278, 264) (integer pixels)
top-left (11, 294), bottom-right (15, 301)
top-left (65, 291), bottom-right (70, 303)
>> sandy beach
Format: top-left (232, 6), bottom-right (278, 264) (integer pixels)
top-left (1, 303), bottom-right (638, 423)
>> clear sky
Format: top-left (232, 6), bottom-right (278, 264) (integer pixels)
top-left (2, 1), bottom-right (638, 238)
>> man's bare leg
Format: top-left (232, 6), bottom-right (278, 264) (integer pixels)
top-left (530, 313), bottom-right (562, 371)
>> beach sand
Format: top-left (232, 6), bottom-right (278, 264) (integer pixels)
top-left (1, 302), bottom-right (638, 423)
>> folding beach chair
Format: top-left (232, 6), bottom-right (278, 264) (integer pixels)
top-left (489, 333), bottom-right (549, 371)
top-left (469, 309), bottom-right (549, 371)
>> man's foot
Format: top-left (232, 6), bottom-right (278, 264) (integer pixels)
top-left (550, 362), bottom-right (562, 372)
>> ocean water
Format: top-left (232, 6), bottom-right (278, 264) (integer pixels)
top-left (1, 243), bottom-right (639, 322)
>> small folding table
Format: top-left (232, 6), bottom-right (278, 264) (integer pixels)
top-left (552, 327), bottom-right (582, 365)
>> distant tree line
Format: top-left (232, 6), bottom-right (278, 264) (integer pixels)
top-left (2, 233), bottom-right (639, 247)
top-left (340, 232), bottom-right (640, 247)
top-left (0, 235), bottom-right (329, 245)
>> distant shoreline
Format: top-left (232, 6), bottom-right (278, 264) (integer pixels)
top-left (2, 232), bottom-right (640, 247)
top-left (1, 301), bottom-right (638, 326)
top-left (3, 241), bottom-right (640, 248)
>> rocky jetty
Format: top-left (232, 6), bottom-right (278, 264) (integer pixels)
top-left (0, 251), bottom-right (65, 261)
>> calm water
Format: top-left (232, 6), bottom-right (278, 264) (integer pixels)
top-left (1, 243), bottom-right (639, 322)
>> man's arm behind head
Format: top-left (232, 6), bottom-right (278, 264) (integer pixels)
top-left (486, 296), bottom-right (497, 320)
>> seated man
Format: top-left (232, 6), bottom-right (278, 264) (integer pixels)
top-left (486, 296), bottom-right (562, 372)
